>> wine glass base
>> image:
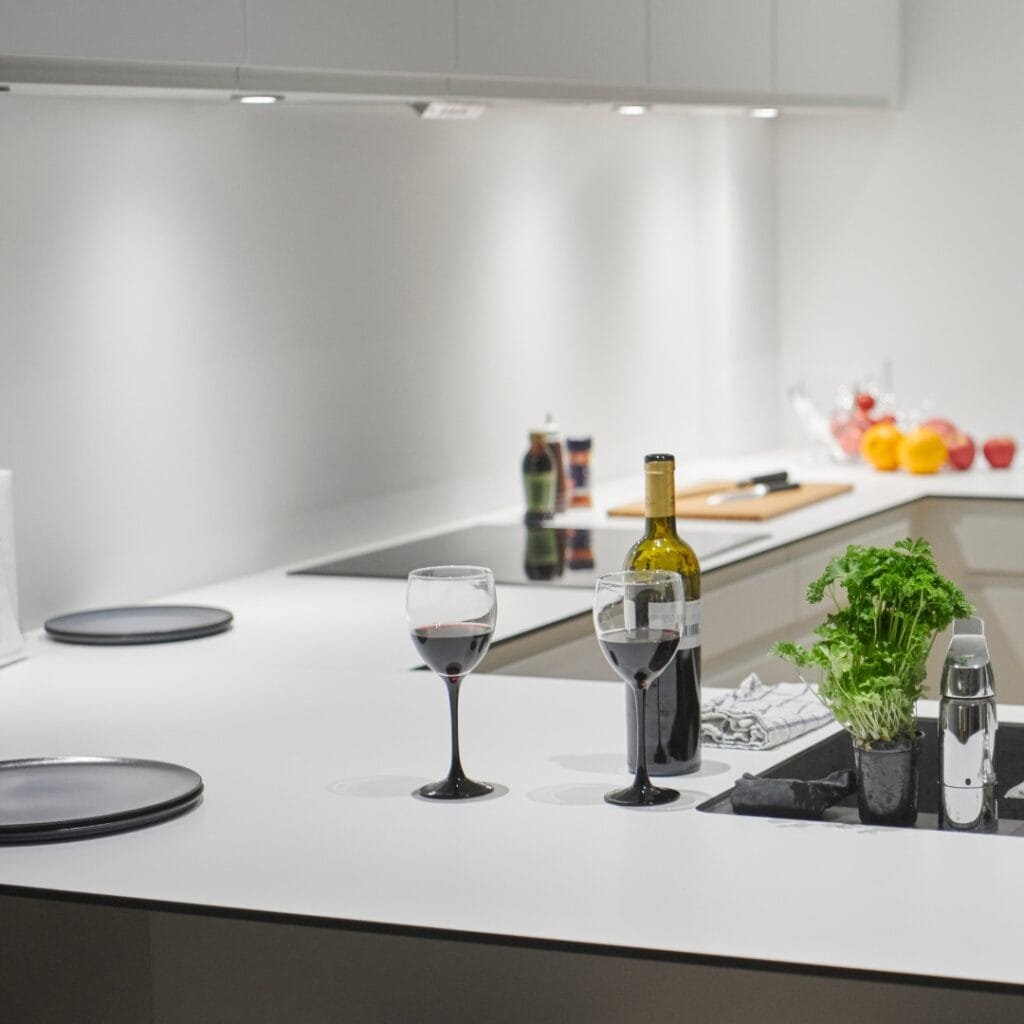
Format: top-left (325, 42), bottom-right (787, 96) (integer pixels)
top-left (418, 777), bottom-right (494, 800)
top-left (604, 782), bottom-right (679, 807)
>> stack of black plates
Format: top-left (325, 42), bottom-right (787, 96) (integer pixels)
top-left (44, 605), bottom-right (233, 645)
top-left (0, 757), bottom-right (203, 843)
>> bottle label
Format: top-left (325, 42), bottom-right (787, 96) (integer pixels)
top-left (626, 599), bottom-right (683, 632)
top-left (523, 471), bottom-right (555, 515)
top-left (679, 598), bottom-right (701, 651)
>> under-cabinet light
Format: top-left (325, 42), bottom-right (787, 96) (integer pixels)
top-left (412, 101), bottom-right (486, 120)
top-left (234, 94), bottom-right (283, 105)
top-left (615, 104), bottom-right (649, 116)
top-left (749, 107), bottom-right (779, 119)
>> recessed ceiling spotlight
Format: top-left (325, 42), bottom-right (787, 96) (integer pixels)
top-left (615, 104), bottom-right (649, 116)
top-left (412, 101), bottom-right (486, 120)
top-left (750, 107), bottom-right (779, 119)
top-left (233, 94), bottom-right (283, 105)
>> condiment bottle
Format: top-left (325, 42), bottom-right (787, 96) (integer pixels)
top-left (522, 430), bottom-right (556, 523)
top-left (544, 413), bottom-right (569, 514)
top-left (566, 437), bottom-right (592, 507)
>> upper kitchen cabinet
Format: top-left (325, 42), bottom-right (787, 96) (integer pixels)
top-left (776, 0), bottom-right (902, 105)
top-left (456, 0), bottom-right (646, 87)
top-left (0, 0), bottom-right (245, 64)
top-left (0, 0), bottom-right (901, 108)
top-left (650, 0), bottom-right (772, 98)
top-left (244, 0), bottom-right (456, 76)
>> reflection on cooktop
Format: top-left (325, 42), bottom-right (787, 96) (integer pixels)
top-left (292, 524), bottom-right (767, 589)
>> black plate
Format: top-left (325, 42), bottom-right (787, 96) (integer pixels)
top-left (44, 605), bottom-right (233, 645)
top-left (0, 757), bottom-right (204, 843)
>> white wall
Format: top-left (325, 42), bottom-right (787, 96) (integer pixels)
top-left (0, 97), bottom-right (777, 627)
top-left (779, 0), bottom-right (1024, 443)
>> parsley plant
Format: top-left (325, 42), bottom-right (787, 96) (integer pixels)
top-left (772, 538), bottom-right (973, 746)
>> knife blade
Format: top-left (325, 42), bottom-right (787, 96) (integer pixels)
top-left (706, 481), bottom-right (801, 506)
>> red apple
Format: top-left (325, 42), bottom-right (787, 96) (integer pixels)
top-left (983, 436), bottom-right (1017, 469)
top-left (837, 422), bottom-right (867, 457)
top-left (946, 433), bottom-right (976, 471)
top-left (921, 418), bottom-right (959, 446)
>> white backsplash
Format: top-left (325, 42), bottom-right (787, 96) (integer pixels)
top-left (0, 98), bottom-right (778, 627)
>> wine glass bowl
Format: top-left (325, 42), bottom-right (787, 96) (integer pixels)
top-left (594, 570), bottom-right (684, 807)
top-left (407, 566), bottom-right (498, 800)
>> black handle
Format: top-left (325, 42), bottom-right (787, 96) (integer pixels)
top-left (739, 470), bottom-right (789, 487)
top-left (763, 480), bottom-right (800, 495)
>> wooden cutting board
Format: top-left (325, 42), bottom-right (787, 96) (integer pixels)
top-left (607, 481), bottom-right (853, 521)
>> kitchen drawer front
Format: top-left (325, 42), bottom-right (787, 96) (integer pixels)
top-left (702, 562), bottom-right (795, 656)
top-left (792, 513), bottom-right (914, 605)
top-left (972, 580), bottom-right (1024, 705)
top-left (948, 504), bottom-right (1024, 575)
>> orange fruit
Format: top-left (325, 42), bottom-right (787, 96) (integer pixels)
top-left (860, 422), bottom-right (903, 471)
top-left (898, 427), bottom-right (948, 474)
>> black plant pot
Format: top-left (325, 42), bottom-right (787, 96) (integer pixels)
top-left (853, 731), bottom-right (923, 827)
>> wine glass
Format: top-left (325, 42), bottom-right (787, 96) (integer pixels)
top-left (407, 565), bottom-right (498, 800)
top-left (594, 570), bottom-right (684, 807)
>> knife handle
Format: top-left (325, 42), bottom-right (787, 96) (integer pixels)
top-left (739, 471), bottom-right (789, 487)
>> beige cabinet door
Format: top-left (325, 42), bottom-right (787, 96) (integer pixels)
top-left (245, 0), bottom-right (456, 75)
top-left (650, 0), bottom-right (772, 97)
top-left (776, 0), bottom-right (902, 104)
top-left (0, 0), bottom-right (245, 63)
top-left (456, 0), bottom-right (646, 85)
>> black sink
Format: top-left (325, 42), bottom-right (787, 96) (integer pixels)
top-left (698, 718), bottom-right (1024, 836)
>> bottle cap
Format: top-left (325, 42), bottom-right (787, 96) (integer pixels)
top-left (567, 437), bottom-right (592, 451)
top-left (644, 453), bottom-right (674, 464)
top-left (529, 430), bottom-right (548, 444)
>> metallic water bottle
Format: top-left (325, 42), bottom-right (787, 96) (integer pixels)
top-left (938, 617), bottom-right (997, 832)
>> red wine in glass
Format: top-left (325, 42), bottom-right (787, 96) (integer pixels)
top-left (411, 623), bottom-right (494, 681)
top-left (597, 628), bottom-right (679, 688)
top-left (594, 571), bottom-right (684, 807)
top-left (407, 567), bottom-right (498, 800)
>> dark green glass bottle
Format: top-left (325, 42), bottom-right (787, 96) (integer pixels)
top-left (522, 430), bottom-right (556, 524)
top-left (623, 453), bottom-right (702, 775)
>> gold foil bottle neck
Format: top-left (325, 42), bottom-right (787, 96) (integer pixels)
top-left (644, 454), bottom-right (676, 519)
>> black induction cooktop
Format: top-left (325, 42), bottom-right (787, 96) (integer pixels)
top-left (292, 523), bottom-right (766, 589)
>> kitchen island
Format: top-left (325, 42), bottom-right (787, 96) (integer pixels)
top-left (2, 453), bottom-right (1024, 1022)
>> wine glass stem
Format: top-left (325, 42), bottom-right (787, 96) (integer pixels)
top-left (445, 678), bottom-right (466, 784)
top-left (632, 684), bottom-right (653, 791)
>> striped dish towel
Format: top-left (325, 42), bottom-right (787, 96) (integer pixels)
top-left (702, 673), bottom-right (834, 750)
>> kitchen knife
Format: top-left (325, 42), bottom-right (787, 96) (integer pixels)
top-left (735, 471), bottom-right (789, 487)
top-left (706, 481), bottom-right (801, 506)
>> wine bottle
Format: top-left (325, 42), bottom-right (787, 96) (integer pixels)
top-left (622, 453), bottom-right (702, 775)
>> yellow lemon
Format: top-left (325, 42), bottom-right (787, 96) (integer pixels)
top-left (860, 422), bottom-right (903, 471)
top-left (898, 427), bottom-right (948, 474)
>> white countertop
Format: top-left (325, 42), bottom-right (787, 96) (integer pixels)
top-left (3, 451), bottom-right (1024, 986)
